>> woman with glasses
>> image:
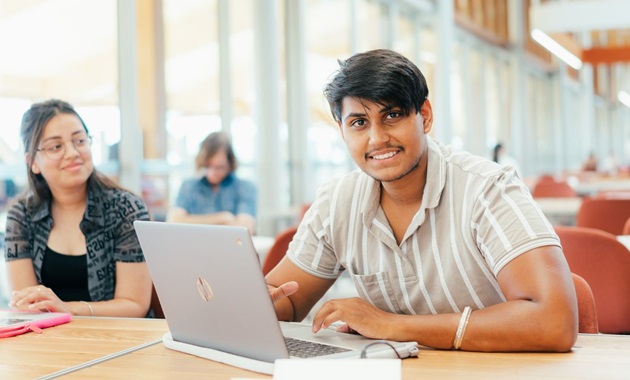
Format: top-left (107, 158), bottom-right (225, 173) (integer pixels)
top-left (3, 99), bottom-right (152, 318)
top-left (167, 131), bottom-right (257, 233)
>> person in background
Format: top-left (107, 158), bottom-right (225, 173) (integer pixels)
top-left (267, 49), bottom-right (577, 352)
top-left (167, 131), bottom-right (257, 233)
top-left (492, 142), bottom-right (521, 177)
top-left (581, 152), bottom-right (598, 172)
top-left (4, 99), bottom-right (152, 317)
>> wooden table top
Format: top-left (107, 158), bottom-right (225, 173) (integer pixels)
top-left (0, 317), bottom-right (168, 380)
top-left (4, 317), bottom-right (630, 379)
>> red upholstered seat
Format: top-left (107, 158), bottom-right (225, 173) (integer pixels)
top-left (575, 198), bottom-right (630, 235)
top-left (571, 273), bottom-right (598, 334)
top-left (262, 226), bottom-right (298, 276)
top-left (555, 226), bottom-right (630, 334)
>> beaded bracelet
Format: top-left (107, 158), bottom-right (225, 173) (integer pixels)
top-left (453, 306), bottom-right (472, 350)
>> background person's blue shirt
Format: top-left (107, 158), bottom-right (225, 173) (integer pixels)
top-left (175, 173), bottom-right (257, 217)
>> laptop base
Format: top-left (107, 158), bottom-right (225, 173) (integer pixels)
top-left (163, 332), bottom-right (276, 374)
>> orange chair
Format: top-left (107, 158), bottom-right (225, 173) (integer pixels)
top-left (575, 197), bottom-right (630, 235)
top-left (262, 226), bottom-right (298, 276)
top-left (571, 273), bottom-right (598, 334)
top-left (623, 216), bottom-right (630, 235)
top-left (555, 226), bottom-right (630, 334)
top-left (531, 179), bottom-right (578, 198)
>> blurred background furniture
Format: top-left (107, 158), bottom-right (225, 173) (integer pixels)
top-left (535, 197), bottom-right (582, 226)
top-left (575, 198), bottom-right (630, 235)
top-left (555, 226), bottom-right (630, 334)
top-left (532, 178), bottom-right (578, 198)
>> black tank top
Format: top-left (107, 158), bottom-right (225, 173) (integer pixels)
top-left (41, 246), bottom-right (91, 301)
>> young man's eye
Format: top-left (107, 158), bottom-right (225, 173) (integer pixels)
top-left (387, 112), bottom-right (401, 119)
top-left (350, 119), bottom-right (366, 127)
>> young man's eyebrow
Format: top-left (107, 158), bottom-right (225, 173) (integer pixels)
top-left (341, 112), bottom-right (367, 123)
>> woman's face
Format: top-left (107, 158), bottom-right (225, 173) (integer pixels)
top-left (203, 149), bottom-right (231, 186)
top-left (29, 113), bottom-right (94, 192)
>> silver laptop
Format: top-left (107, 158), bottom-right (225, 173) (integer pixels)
top-left (134, 221), bottom-right (418, 372)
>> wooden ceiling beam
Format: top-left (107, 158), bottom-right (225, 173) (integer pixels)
top-left (581, 46), bottom-right (630, 64)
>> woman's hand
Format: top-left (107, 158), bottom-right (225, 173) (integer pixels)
top-left (9, 285), bottom-right (71, 314)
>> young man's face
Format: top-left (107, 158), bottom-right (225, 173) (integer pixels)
top-left (337, 97), bottom-right (433, 183)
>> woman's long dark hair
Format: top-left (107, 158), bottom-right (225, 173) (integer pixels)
top-left (20, 99), bottom-right (121, 208)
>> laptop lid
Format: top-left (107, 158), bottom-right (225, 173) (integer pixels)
top-left (134, 221), bottom-right (419, 367)
top-left (134, 221), bottom-right (289, 363)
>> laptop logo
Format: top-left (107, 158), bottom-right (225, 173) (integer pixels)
top-left (196, 277), bottom-right (214, 301)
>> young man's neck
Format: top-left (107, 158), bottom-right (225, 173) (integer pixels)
top-left (379, 158), bottom-right (427, 207)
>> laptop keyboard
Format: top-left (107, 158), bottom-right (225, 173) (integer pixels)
top-left (284, 337), bottom-right (351, 358)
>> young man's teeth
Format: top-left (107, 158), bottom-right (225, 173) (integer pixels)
top-left (373, 151), bottom-right (396, 160)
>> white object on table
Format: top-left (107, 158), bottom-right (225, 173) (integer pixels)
top-left (534, 197), bottom-right (582, 225)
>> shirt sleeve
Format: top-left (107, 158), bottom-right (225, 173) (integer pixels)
top-left (3, 200), bottom-right (34, 261)
top-left (114, 192), bottom-right (151, 263)
top-left (286, 180), bottom-right (342, 280)
top-left (471, 168), bottom-right (560, 275)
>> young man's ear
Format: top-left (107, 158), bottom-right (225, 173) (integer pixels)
top-left (25, 153), bottom-right (40, 174)
top-left (420, 99), bottom-right (433, 134)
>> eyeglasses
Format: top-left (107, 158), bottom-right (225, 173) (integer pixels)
top-left (204, 164), bottom-right (230, 173)
top-left (36, 135), bottom-right (93, 161)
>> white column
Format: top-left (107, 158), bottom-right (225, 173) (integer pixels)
top-left (117, 0), bottom-right (142, 194)
top-left (218, 0), bottom-right (232, 135)
top-left (579, 32), bottom-right (596, 162)
top-left (508, 0), bottom-right (526, 174)
top-left (254, 0), bottom-right (281, 236)
top-left (433, 0), bottom-right (454, 144)
top-left (285, 0), bottom-right (309, 207)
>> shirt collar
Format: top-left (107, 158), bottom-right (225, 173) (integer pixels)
top-left (29, 180), bottom-right (105, 227)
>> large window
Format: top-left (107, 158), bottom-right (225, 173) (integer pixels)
top-left (0, 0), bottom-right (118, 205)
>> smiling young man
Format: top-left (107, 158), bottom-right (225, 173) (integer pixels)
top-left (266, 49), bottom-right (577, 352)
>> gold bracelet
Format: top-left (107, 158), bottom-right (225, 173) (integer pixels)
top-left (80, 301), bottom-right (94, 316)
top-left (453, 306), bottom-right (472, 350)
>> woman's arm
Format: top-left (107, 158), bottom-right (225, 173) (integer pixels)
top-left (88, 261), bottom-right (152, 317)
top-left (9, 261), bottom-right (152, 317)
top-left (6, 259), bottom-right (39, 292)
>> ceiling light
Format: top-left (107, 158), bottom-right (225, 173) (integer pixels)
top-left (531, 29), bottom-right (583, 70)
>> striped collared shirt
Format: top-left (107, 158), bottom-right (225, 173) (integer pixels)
top-left (287, 137), bottom-right (559, 315)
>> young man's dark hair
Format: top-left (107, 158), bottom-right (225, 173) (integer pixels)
top-left (323, 49), bottom-right (429, 123)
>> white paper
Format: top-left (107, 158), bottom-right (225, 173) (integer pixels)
top-left (273, 359), bottom-right (401, 380)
